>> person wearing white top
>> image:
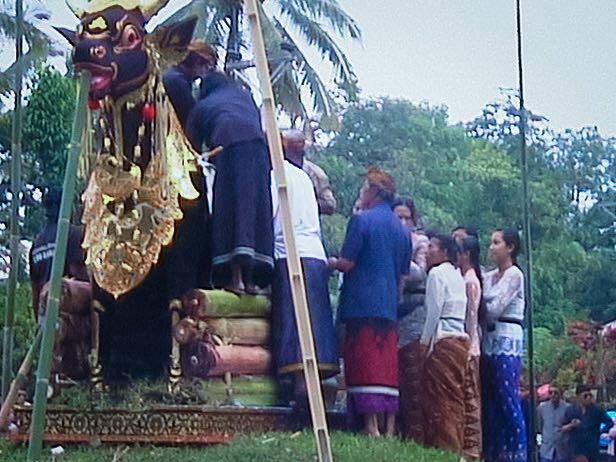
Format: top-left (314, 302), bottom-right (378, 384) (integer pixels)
top-left (420, 233), bottom-right (469, 454)
top-left (270, 160), bottom-right (339, 407)
top-left (481, 228), bottom-right (528, 462)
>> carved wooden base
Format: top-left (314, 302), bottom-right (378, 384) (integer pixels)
top-left (9, 405), bottom-right (299, 444)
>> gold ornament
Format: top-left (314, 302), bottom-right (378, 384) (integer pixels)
top-left (65, 0), bottom-right (170, 20)
top-left (81, 47), bottom-right (200, 298)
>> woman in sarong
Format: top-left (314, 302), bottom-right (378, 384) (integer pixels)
top-left (420, 234), bottom-right (469, 453)
top-left (458, 236), bottom-right (483, 460)
top-left (329, 167), bottom-right (410, 437)
top-left (397, 232), bottom-right (429, 442)
top-left (481, 228), bottom-right (527, 462)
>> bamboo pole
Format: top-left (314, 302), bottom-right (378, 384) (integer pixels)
top-left (0, 329), bottom-right (41, 430)
top-left (244, 2), bottom-right (333, 462)
top-left (2, 0), bottom-right (25, 402)
top-left (26, 70), bottom-right (90, 461)
top-left (516, 2), bottom-right (537, 461)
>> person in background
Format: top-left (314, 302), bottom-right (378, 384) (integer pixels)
top-left (452, 225), bottom-right (479, 241)
top-left (420, 233), bottom-right (469, 453)
top-left (458, 235), bottom-right (484, 460)
top-left (481, 228), bottom-right (527, 462)
top-left (29, 188), bottom-right (88, 320)
top-left (270, 156), bottom-right (339, 408)
top-left (537, 384), bottom-right (570, 462)
top-left (329, 167), bottom-right (410, 437)
top-left (563, 384), bottom-right (613, 462)
top-left (281, 129), bottom-right (337, 215)
top-left (393, 197), bottom-right (421, 232)
top-left (397, 232), bottom-right (428, 442)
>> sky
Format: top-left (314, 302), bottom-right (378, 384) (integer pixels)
top-left (36, 0), bottom-right (616, 136)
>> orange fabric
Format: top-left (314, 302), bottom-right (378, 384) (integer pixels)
top-left (422, 336), bottom-right (470, 453)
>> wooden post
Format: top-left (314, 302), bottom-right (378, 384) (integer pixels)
top-left (2, 0), bottom-right (25, 402)
top-left (244, 2), bottom-right (333, 462)
top-left (27, 71), bottom-right (90, 461)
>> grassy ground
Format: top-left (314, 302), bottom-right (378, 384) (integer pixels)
top-left (0, 431), bottom-right (459, 462)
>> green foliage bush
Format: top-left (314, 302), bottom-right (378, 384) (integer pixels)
top-left (0, 282), bottom-right (36, 379)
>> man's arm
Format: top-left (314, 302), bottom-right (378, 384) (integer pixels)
top-left (328, 256), bottom-right (355, 273)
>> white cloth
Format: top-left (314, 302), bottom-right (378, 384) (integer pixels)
top-left (271, 161), bottom-right (327, 262)
top-left (420, 262), bottom-right (468, 351)
top-left (482, 265), bottom-right (525, 356)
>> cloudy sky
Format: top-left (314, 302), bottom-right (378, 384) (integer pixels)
top-left (42, 0), bottom-right (616, 135)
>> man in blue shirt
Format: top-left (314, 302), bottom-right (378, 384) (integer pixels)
top-left (329, 166), bottom-right (410, 437)
top-left (563, 384), bottom-right (613, 462)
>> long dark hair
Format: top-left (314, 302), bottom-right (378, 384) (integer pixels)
top-left (497, 228), bottom-right (522, 265)
top-left (392, 197), bottom-right (420, 227)
top-left (460, 236), bottom-right (482, 288)
top-left (461, 236), bottom-right (485, 324)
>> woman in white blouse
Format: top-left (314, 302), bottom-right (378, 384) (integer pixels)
top-left (481, 228), bottom-right (527, 462)
top-left (420, 233), bottom-right (469, 453)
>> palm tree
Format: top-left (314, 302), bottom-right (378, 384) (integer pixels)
top-left (162, 0), bottom-right (361, 129)
top-left (0, 0), bottom-right (59, 94)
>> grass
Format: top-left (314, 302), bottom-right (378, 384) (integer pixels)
top-left (0, 431), bottom-right (459, 462)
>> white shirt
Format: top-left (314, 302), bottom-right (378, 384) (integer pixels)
top-left (482, 265), bottom-right (525, 356)
top-left (271, 161), bottom-right (327, 262)
top-left (421, 262), bottom-right (468, 351)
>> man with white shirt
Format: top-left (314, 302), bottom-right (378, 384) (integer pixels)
top-left (270, 157), bottom-right (339, 408)
top-left (538, 384), bottom-right (570, 462)
top-left (420, 233), bottom-right (469, 454)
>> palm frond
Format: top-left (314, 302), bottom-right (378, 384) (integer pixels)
top-left (276, 2), bottom-right (356, 85)
top-left (284, 0), bottom-right (361, 40)
top-left (0, 50), bottom-right (42, 94)
top-left (269, 16), bottom-right (339, 128)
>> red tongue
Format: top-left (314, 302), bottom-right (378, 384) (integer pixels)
top-left (91, 75), bottom-right (110, 92)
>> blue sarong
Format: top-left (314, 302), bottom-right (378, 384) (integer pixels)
top-left (482, 354), bottom-right (528, 462)
top-left (271, 258), bottom-right (339, 378)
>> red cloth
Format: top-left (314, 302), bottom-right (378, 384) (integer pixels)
top-left (344, 324), bottom-right (399, 388)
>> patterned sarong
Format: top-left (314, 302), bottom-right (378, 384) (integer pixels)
top-left (422, 336), bottom-right (470, 453)
top-left (399, 339), bottom-right (424, 443)
top-left (482, 354), bottom-right (528, 462)
top-left (463, 355), bottom-right (482, 460)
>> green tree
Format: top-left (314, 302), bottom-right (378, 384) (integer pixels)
top-left (0, 66), bottom-right (76, 247)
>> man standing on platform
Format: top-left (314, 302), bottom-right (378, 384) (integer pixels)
top-left (187, 70), bottom-right (274, 294)
top-left (281, 129), bottom-right (336, 216)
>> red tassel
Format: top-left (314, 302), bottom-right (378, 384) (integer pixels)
top-left (142, 103), bottom-right (156, 121)
top-left (88, 99), bottom-right (101, 110)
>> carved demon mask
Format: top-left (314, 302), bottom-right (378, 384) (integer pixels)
top-left (56, 0), bottom-right (195, 101)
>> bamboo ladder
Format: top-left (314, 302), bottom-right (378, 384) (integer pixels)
top-left (245, 1), bottom-right (333, 461)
